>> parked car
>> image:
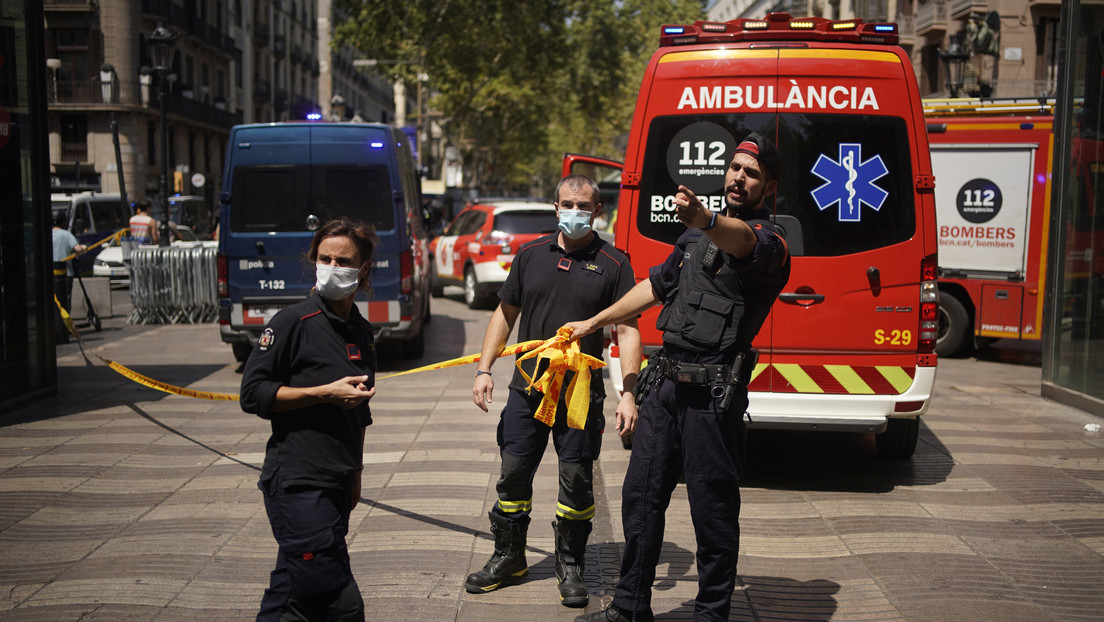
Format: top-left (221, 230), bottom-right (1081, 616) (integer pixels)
top-left (430, 200), bottom-right (557, 308)
top-left (92, 224), bottom-right (198, 283)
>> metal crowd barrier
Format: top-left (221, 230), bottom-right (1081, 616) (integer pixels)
top-left (129, 242), bottom-right (219, 324)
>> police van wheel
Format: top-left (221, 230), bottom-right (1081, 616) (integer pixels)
top-left (876, 417), bottom-right (919, 460)
top-left (401, 328), bottom-right (425, 359)
top-left (232, 341), bottom-right (252, 363)
top-left (935, 294), bottom-right (972, 358)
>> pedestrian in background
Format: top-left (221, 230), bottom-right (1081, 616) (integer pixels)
top-left (566, 133), bottom-right (791, 622)
top-left (240, 218), bottom-right (378, 622)
top-left (129, 199), bottom-right (159, 245)
top-left (467, 175), bottom-right (642, 609)
top-left (51, 212), bottom-right (86, 344)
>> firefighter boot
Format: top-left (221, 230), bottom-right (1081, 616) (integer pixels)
top-left (553, 518), bottom-right (592, 607)
top-left (464, 513), bottom-right (529, 593)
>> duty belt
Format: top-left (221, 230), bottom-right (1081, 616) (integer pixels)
top-left (637, 350), bottom-right (758, 411)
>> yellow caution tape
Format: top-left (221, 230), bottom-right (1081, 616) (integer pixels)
top-left (376, 339), bottom-right (546, 379)
top-left (516, 327), bottom-right (606, 430)
top-left (61, 228), bottom-right (128, 263)
top-left (54, 297), bottom-right (595, 410)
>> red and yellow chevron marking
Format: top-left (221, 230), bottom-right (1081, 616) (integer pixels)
top-left (747, 363), bottom-right (915, 395)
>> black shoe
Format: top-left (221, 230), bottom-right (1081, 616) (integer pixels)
top-left (574, 603), bottom-right (654, 622)
top-left (464, 513), bottom-right (529, 593)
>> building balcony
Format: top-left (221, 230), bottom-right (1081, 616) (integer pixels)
top-left (273, 36), bottom-right (286, 59)
top-left (253, 23), bottom-right (270, 46)
top-left (896, 13), bottom-right (916, 44)
top-left (141, 0), bottom-right (190, 27)
top-left (916, 0), bottom-right (948, 35)
top-left (44, 0), bottom-right (95, 10)
top-left (253, 81), bottom-right (271, 102)
top-left (950, 0), bottom-right (988, 20)
top-left (58, 141), bottom-right (87, 163)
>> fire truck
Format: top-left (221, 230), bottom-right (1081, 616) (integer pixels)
top-left (923, 98), bottom-right (1055, 356)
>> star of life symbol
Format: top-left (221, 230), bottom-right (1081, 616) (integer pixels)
top-left (810, 143), bottom-right (889, 222)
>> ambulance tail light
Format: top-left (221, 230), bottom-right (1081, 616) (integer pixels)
top-left (399, 250), bottom-right (413, 294)
top-left (217, 253), bottom-right (229, 299)
top-left (918, 254), bottom-right (939, 354)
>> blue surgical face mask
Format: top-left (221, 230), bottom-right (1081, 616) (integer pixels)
top-left (557, 209), bottom-right (592, 240)
top-left (315, 264), bottom-right (361, 300)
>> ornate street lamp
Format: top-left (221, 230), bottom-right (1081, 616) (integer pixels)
top-left (940, 39), bottom-right (971, 98)
top-left (145, 20), bottom-right (177, 247)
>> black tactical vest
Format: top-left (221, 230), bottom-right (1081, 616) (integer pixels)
top-left (655, 220), bottom-right (778, 354)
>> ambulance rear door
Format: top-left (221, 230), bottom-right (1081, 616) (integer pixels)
top-left (754, 45), bottom-right (936, 428)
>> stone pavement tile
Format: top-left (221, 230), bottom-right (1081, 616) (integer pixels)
top-left (88, 518), bottom-right (241, 557)
top-left (859, 552), bottom-right (1047, 621)
top-left (1, 604), bottom-right (164, 621)
top-left (53, 554), bottom-right (207, 582)
top-left (21, 577), bottom-right (188, 608)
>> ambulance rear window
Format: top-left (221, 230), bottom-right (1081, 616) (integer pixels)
top-left (636, 113), bottom-right (915, 256)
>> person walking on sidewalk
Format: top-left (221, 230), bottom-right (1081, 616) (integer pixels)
top-left (240, 218), bottom-right (378, 622)
top-left (565, 133), bottom-right (791, 622)
top-left (51, 212), bottom-right (86, 344)
top-left (468, 175), bottom-right (642, 608)
top-left (129, 198), bottom-right (159, 245)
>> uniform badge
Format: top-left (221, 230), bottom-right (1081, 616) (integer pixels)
top-left (558, 257), bottom-right (572, 271)
top-left (582, 262), bottom-right (604, 275)
top-left (347, 344), bottom-right (361, 360)
top-left (258, 328), bottom-right (275, 351)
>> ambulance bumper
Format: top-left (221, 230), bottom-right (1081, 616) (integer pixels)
top-left (746, 366), bottom-right (937, 433)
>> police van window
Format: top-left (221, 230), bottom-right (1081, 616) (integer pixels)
top-left (317, 167), bottom-right (395, 231)
top-left (89, 199), bottom-right (126, 232)
top-left (232, 166), bottom-right (310, 231)
top-left (494, 210), bottom-right (558, 235)
top-left (636, 113), bottom-right (914, 256)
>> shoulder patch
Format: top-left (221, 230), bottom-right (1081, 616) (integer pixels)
top-left (258, 327), bottom-right (275, 351)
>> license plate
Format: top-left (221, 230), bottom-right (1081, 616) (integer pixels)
top-left (244, 305), bottom-right (285, 324)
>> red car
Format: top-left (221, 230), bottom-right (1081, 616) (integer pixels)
top-left (431, 199), bottom-right (557, 308)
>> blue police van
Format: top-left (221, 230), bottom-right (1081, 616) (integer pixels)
top-left (217, 122), bottom-right (432, 362)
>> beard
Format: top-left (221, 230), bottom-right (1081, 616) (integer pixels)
top-left (724, 184), bottom-right (764, 218)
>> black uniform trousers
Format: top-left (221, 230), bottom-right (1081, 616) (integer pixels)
top-left (613, 374), bottom-right (748, 622)
top-left (53, 264), bottom-right (72, 343)
top-left (257, 472), bottom-right (363, 622)
top-left (492, 388), bottom-right (605, 525)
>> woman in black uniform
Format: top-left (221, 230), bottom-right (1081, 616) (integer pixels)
top-left (241, 218), bottom-right (378, 622)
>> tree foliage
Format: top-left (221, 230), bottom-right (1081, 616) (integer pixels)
top-left (333, 0), bottom-right (704, 195)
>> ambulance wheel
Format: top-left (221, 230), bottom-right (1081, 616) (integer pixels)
top-left (876, 417), bottom-right (919, 460)
top-left (232, 341), bottom-right (252, 363)
top-left (935, 294), bottom-right (972, 357)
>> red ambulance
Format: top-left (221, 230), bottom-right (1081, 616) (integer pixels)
top-left (566, 13), bottom-right (939, 458)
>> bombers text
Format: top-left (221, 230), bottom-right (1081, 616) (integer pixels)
top-left (677, 85), bottom-right (880, 111)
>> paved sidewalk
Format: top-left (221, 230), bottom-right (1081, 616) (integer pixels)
top-left (1, 307), bottom-right (1103, 621)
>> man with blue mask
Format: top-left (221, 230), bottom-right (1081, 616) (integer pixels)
top-left (467, 175), bottom-right (642, 609)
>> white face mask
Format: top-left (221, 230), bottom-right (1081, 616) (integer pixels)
top-left (315, 264), bottom-right (361, 300)
top-left (557, 209), bottom-right (592, 240)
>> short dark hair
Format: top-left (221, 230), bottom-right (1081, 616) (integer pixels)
top-left (137, 199), bottom-right (151, 212)
top-left (553, 174), bottom-right (601, 206)
top-left (308, 218), bottom-right (378, 290)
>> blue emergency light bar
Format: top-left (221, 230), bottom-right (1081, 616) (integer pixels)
top-left (306, 112), bottom-right (322, 120)
top-left (659, 12), bottom-right (899, 46)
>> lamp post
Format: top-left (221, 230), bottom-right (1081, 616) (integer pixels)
top-left (940, 38), bottom-right (971, 98)
top-left (145, 20), bottom-right (177, 247)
